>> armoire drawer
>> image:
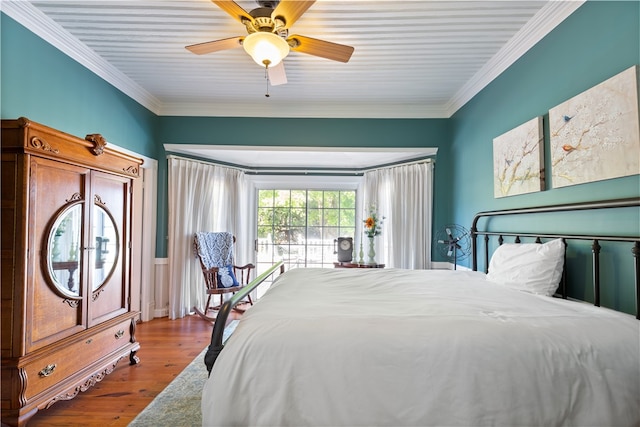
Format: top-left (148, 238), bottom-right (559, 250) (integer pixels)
top-left (21, 318), bottom-right (134, 401)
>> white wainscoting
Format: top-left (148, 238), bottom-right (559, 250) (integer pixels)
top-left (154, 258), bottom-right (169, 318)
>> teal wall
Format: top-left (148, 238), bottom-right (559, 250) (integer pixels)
top-left (449, 1), bottom-right (639, 313)
top-left (1, 14), bottom-right (159, 159)
top-left (156, 116), bottom-right (452, 256)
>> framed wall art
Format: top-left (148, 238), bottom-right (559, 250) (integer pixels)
top-left (493, 116), bottom-right (544, 198)
top-left (549, 65), bottom-right (640, 188)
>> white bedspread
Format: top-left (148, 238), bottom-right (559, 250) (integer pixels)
top-left (201, 268), bottom-right (640, 426)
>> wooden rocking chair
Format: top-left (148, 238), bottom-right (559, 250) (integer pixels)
top-left (192, 232), bottom-right (255, 321)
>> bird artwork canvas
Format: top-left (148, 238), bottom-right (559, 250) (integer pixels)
top-left (549, 65), bottom-right (640, 188)
top-left (493, 116), bottom-right (544, 198)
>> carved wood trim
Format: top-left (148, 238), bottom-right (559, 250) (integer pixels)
top-left (91, 288), bottom-right (105, 301)
top-left (17, 116), bottom-right (31, 128)
top-left (85, 134), bottom-right (107, 156)
top-left (29, 136), bottom-right (59, 154)
top-left (63, 299), bottom-right (80, 308)
top-left (94, 194), bottom-right (106, 207)
top-left (122, 165), bottom-right (139, 177)
top-left (129, 317), bottom-right (137, 344)
top-left (17, 367), bottom-right (28, 407)
top-left (65, 193), bottom-right (83, 203)
top-left (44, 358), bottom-right (123, 409)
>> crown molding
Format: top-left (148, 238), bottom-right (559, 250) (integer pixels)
top-left (445, 0), bottom-right (585, 117)
top-left (1, 0), bottom-right (162, 115)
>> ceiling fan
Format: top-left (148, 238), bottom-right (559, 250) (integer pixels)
top-left (186, 0), bottom-right (355, 86)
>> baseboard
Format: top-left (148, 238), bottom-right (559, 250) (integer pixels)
top-left (431, 261), bottom-right (472, 271)
top-left (142, 302), bottom-right (156, 321)
top-left (154, 307), bottom-right (169, 318)
top-left (431, 261), bottom-right (453, 270)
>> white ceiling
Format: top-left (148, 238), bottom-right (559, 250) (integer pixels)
top-left (3, 0), bottom-right (584, 119)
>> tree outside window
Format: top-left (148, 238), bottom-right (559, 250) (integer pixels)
top-left (257, 189), bottom-right (356, 271)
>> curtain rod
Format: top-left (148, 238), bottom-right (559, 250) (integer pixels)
top-left (167, 153), bottom-right (433, 175)
top-left (361, 157), bottom-right (434, 174)
top-left (168, 154), bottom-right (253, 172)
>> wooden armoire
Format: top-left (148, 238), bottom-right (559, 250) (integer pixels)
top-left (1, 118), bottom-right (143, 426)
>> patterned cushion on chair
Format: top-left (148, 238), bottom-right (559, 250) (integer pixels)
top-left (217, 264), bottom-right (239, 288)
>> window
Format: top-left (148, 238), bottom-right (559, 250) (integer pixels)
top-left (257, 189), bottom-right (356, 271)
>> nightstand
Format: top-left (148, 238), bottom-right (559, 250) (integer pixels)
top-left (333, 262), bottom-right (385, 269)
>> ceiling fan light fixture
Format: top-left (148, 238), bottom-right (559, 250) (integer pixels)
top-left (243, 31), bottom-right (290, 68)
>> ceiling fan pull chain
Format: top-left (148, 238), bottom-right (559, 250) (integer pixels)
top-left (265, 64), bottom-right (270, 98)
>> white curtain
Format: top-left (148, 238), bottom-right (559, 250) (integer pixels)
top-left (167, 157), bottom-right (248, 319)
top-left (363, 162), bottom-right (433, 269)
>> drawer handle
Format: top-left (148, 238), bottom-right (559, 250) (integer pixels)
top-left (115, 330), bottom-right (125, 339)
top-left (39, 364), bottom-right (57, 377)
top-left (86, 338), bottom-right (93, 344)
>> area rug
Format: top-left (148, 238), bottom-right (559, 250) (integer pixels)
top-left (128, 320), bottom-right (238, 427)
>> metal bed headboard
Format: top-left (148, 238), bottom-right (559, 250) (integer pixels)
top-left (470, 197), bottom-right (640, 319)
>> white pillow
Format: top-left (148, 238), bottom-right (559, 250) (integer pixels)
top-left (486, 238), bottom-right (565, 296)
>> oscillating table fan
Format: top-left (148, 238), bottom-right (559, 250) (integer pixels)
top-left (434, 224), bottom-right (471, 270)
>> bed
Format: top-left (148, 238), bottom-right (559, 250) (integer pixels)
top-left (201, 198), bottom-right (640, 426)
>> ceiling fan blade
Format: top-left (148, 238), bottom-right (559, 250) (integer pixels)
top-left (288, 35), bottom-right (354, 63)
top-left (272, 0), bottom-right (315, 29)
top-left (268, 62), bottom-right (288, 86)
top-left (186, 36), bottom-right (243, 55)
top-left (211, 0), bottom-right (252, 23)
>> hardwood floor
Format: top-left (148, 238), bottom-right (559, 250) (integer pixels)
top-left (25, 313), bottom-right (236, 426)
